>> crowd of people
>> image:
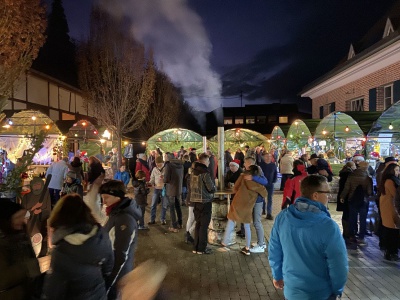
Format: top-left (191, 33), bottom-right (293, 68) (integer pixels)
top-left (2, 142), bottom-right (400, 299)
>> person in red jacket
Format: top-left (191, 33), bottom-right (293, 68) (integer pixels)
top-left (282, 160), bottom-right (308, 210)
top-left (135, 153), bottom-right (150, 182)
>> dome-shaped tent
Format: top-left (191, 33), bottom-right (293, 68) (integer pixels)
top-left (66, 119), bottom-right (102, 158)
top-left (314, 112), bottom-right (364, 158)
top-left (286, 120), bottom-right (312, 152)
top-left (0, 110), bottom-right (62, 164)
top-left (270, 126), bottom-right (286, 150)
top-left (367, 101), bottom-right (400, 157)
top-left (147, 128), bottom-right (204, 154)
top-left (208, 128), bottom-right (269, 154)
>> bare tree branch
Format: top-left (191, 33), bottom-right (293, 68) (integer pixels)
top-left (78, 8), bottom-right (155, 166)
top-left (140, 72), bottom-right (182, 139)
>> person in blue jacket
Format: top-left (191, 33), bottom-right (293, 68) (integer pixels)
top-left (268, 174), bottom-right (348, 300)
top-left (114, 165), bottom-right (131, 188)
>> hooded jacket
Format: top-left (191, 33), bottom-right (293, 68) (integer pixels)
top-left (42, 224), bottom-right (114, 300)
top-left (21, 177), bottom-right (51, 236)
top-left (340, 168), bottom-right (373, 202)
top-left (282, 164), bottom-right (308, 208)
top-left (268, 197), bottom-right (348, 300)
top-left (103, 197), bottom-right (141, 291)
top-left (336, 166), bottom-right (353, 211)
top-left (163, 159), bottom-right (184, 197)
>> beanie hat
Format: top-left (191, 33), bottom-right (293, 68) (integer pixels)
top-left (0, 200), bottom-right (23, 221)
top-left (384, 156), bottom-right (398, 164)
top-left (229, 159), bottom-right (240, 168)
top-left (100, 189), bottom-right (125, 199)
top-left (66, 171), bottom-right (77, 179)
top-left (155, 156), bottom-right (164, 164)
top-left (352, 154), bottom-right (365, 162)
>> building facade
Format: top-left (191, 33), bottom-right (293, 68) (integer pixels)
top-left (301, 2), bottom-right (400, 119)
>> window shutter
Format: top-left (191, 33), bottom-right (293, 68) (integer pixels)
top-left (393, 80), bottom-right (400, 104)
top-left (319, 106), bottom-right (323, 119)
top-left (330, 102), bottom-right (335, 112)
top-left (369, 88), bottom-right (377, 111)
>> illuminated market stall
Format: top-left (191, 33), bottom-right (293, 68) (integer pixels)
top-left (285, 119), bottom-right (313, 155)
top-left (208, 128), bottom-right (269, 154)
top-left (366, 101), bottom-right (400, 159)
top-left (313, 112), bottom-right (365, 160)
top-left (147, 128), bottom-right (204, 154)
top-left (66, 119), bottom-right (102, 159)
top-left (270, 126), bottom-right (286, 152)
top-left (0, 110), bottom-right (64, 175)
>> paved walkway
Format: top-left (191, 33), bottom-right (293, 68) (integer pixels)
top-left (133, 191), bottom-right (400, 300)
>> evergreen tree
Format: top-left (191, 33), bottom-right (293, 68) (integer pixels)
top-left (32, 0), bottom-right (77, 86)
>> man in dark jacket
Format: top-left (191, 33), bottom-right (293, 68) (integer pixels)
top-left (307, 153), bottom-right (333, 182)
top-left (190, 153), bottom-right (216, 254)
top-left (164, 152), bottom-right (184, 231)
top-left (189, 148), bottom-right (198, 163)
top-left (100, 180), bottom-right (142, 299)
top-left (234, 148), bottom-right (245, 167)
top-left (259, 153), bottom-right (278, 219)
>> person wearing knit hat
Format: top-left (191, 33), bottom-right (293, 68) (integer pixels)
top-left (99, 180), bottom-right (142, 298)
top-left (229, 159), bottom-right (240, 169)
top-left (225, 159), bottom-right (243, 189)
top-left (61, 171), bottom-right (83, 198)
top-left (21, 176), bottom-right (52, 257)
top-left (0, 200), bottom-right (42, 299)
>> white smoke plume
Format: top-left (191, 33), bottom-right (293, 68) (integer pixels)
top-left (97, 0), bottom-right (222, 112)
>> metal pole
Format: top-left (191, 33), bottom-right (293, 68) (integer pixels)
top-left (217, 127), bottom-right (224, 190)
top-left (202, 136), bottom-right (207, 153)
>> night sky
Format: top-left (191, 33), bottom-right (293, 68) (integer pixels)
top-left (50, 0), bottom-right (397, 112)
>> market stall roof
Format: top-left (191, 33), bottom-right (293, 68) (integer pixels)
top-left (66, 119), bottom-right (100, 141)
top-left (270, 126), bottom-right (285, 140)
top-left (345, 111), bottom-right (381, 135)
top-left (300, 119), bottom-right (321, 135)
top-left (367, 101), bottom-right (400, 140)
top-left (209, 128), bottom-right (269, 152)
top-left (0, 110), bottom-right (61, 136)
top-left (286, 120), bottom-right (312, 150)
top-left (314, 112), bottom-right (364, 139)
top-left (147, 128), bottom-right (203, 153)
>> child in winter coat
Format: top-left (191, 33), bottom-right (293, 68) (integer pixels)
top-left (61, 171), bottom-right (83, 198)
top-left (114, 165), bottom-right (131, 187)
top-left (134, 170), bottom-right (150, 230)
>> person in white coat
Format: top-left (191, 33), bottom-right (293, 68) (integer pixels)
top-left (279, 151), bottom-right (294, 191)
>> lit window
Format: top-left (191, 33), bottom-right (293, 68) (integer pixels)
top-left (279, 116), bottom-right (288, 124)
top-left (224, 117), bottom-right (232, 125)
top-left (246, 117), bottom-right (255, 124)
top-left (235, 117), bottom-right (244, 124)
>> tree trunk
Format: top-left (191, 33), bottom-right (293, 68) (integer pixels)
top-left (117, 134), bottom-right (122, 169)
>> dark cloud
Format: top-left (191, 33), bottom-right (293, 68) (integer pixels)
top-left (219, 1), bottom-right (397, 110)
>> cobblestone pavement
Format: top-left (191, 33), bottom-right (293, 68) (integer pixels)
top-left (134, 191), bottom-right (400, 300)
top-left (39, 190), bottom-right (400, 299)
